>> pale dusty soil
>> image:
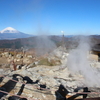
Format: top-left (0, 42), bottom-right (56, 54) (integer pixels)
top-left (0, 57), bottom-right (8, 64)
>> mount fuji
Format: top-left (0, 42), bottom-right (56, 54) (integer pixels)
top-left (0, 27), bottom-right (32, 40)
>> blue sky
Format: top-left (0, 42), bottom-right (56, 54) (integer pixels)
top-left (0, 0), bottom-right (100, 35)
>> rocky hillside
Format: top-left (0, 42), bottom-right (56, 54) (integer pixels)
top-left (0, 47), bottom-right (99, 100)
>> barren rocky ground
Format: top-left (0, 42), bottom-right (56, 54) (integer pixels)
top-left (0, 47), bottom-right (100, 100)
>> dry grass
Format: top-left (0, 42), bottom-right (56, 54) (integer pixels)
top-left (38, 58), bottom-right (61, 66)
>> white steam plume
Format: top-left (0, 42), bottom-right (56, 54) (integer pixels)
top-left (35, 32), bottom-right (57, 56)
top-left (67, 36), bottom-right (100, 87)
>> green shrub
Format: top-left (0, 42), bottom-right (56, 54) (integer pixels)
top-left (38, 58), bottom-right (61, 66)
top-left (38, 58), bottom-right (52, 66)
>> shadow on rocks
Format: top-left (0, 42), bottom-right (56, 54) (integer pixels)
top-left (55, 84), bottom-right (68, 100)
top-left (23, 76), bottom-right (39, 84)
top-left (0, 74), bottom-right (18, 99)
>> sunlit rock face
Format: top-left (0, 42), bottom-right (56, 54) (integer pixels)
top-left (0, 45), bottom-right (100, 99)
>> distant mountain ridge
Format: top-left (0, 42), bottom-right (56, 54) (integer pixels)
top-left (0, 35), bottom-right (99, 49)
top-left (0, 27), bottom-right (32, 40)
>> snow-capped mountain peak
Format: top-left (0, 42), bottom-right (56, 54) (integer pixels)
top-left (0, 27), bottom-right (19, 33)
top-left (0, 27), bottom-right (32, 39)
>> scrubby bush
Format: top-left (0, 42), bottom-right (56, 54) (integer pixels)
top-left (38, 58), bottom-right (52, 66)
top-left (38, 58), bottom-right (61, 66)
